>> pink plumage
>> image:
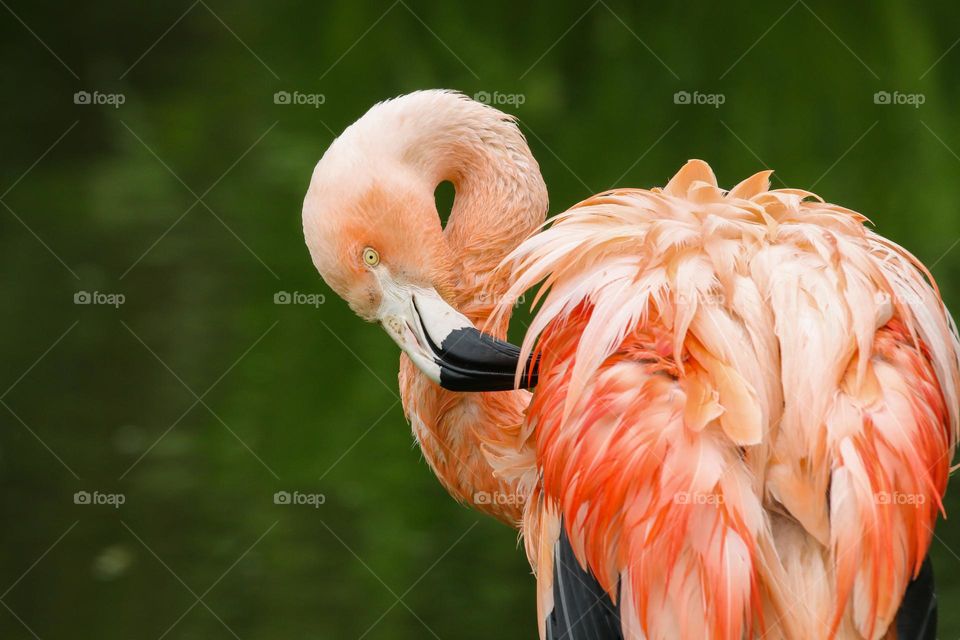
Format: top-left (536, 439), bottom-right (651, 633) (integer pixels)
top-left (495, 160), bottom-right (958, 639)
top-left (303, 91), bottom-right (958, 640)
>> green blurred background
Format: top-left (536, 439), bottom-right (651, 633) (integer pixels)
top-left (2, 1), bottom-right (959, 638)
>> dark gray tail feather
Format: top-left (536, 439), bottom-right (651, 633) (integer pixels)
top-left (546, 523), bottom-right (623, 640)
top-left (545, 527), bottom-right (935, 639)
top-left (896, 553), bottom-right (937, 640)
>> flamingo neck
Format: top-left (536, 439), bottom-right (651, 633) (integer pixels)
top-left (399, 356), bottom-right (535, 526)
top-left (386, 96), bottom-right (546, 524)
top-left (392, 96), bottom-right (548, 331)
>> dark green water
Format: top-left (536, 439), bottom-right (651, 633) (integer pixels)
top-left (2, 2), bottom-right (959, 637)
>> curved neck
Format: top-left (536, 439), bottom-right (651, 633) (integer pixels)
top-left (394, 98), bottom-right (549, 332)
top-left (364, 94), bottom-right (544, 525)
top-left (444, 159), bottom-right (548, 327)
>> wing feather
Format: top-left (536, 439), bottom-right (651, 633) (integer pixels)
top-left (502, 161), bottom-right (959, 639)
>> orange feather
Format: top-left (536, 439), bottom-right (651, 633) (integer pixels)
top-left (498, 160), bottom-right (959, 640)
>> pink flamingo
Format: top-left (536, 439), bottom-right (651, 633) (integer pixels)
top-left (302, 90), bottom-right (958, 640)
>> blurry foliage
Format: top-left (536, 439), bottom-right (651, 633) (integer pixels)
top-left (1, 1), bottom-right (959, 637)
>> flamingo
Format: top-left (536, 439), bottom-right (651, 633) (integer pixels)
top-left (302, 90), bottom-right (958, 640)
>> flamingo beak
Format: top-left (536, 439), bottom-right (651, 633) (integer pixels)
top-left (377, 285), bottom-right (538, 392)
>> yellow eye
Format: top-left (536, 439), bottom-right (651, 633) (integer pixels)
top-left (362, 247), bottom-right (380, 267)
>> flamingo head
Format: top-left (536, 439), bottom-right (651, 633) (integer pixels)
top-left (302, 93), bottom-right (538, 392)
top-left (303, 165), bottom-right (456, 322)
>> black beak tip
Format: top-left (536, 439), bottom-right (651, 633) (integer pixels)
top-left (431, 327), bottom-right (539, 392)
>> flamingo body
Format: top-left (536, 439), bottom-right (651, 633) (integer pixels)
top-left (496, 161), bottom-right (958, 639)
top-left (302, 91), bottom-right (959, 640)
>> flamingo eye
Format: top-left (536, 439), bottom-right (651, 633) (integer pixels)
top-left (362, 247), bottom-right (380, 267)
